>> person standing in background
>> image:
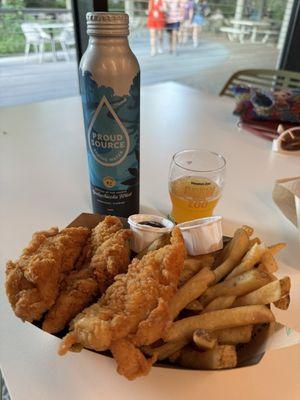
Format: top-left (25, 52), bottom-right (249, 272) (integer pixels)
top-left (178, 0), bottom-right (194, 44)
top-left (147, 0), bottom-right (166, 56)
top-left (192, 0), bottom-right (210, 47)
top-left (164, 0), bottom-right (185, 54)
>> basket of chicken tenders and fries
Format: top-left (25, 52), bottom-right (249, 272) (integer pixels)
top-left (5, 212), bottom-right (300, 381)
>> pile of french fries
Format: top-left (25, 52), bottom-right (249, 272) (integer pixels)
top-left (142, 226), bottom-right (290, 370)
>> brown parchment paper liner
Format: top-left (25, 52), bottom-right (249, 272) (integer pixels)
top-left (44, 213), bottom-right (300, 370)
top-left (273, 177), bottom-right (300, 234)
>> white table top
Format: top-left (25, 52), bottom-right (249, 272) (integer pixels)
top-left (38, 22), bottom-right (73, 29)
top-left (230, 19), bottom-right (271, 27)
top-left (1, 82), bottom-right (300, 400)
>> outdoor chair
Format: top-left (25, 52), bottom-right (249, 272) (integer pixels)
top-left (54, 25), bottom-right (75, 61)
top-left (219, 69), bottom-right (300, 97)
top-left (21, 23), bottom-right (55, 63)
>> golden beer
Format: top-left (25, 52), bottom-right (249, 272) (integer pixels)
top-left (169, 176), bottom-right (221, 223)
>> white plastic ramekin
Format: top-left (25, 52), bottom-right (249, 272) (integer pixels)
top-left (178, 216), bottom-right (223, 255)
top-left (128, 214), bottom-right (174, 253)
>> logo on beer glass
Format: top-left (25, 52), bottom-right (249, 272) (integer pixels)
top-left (88, 95), bottom-right (130, 167)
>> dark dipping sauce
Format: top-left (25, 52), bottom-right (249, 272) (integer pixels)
top-left (138, 221), bottom-right (165, 228)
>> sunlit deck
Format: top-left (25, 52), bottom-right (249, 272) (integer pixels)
top-left (0, 33), bottom-right (279, 108)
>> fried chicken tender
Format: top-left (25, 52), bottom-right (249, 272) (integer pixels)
top-left (91, 216), bottom-right (125, 259)
top-left (74, 215), bottom-right (123, 269)
top-left (91, 229), bottom-right (131, 292)
top-left (5, 227), bottom-right (90, 322)
top-left (42, 226), bottom-right (131, 333)
top-left (42, 266), bottom-right (98, 333)
top-left (59, 227), bottom-right (186, 380)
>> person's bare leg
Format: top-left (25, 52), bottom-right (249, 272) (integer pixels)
top-left (168, 30), bottom-right (172, 53)
top-left (198, 26), bottom-right (202, 42)
top-left (193, 25), bottom-right (198, 47)
top-left (157, 29), bottom-right (163, 53)
top-left (178, 25), bottom-right (183, 44)
top-left (172, 29), bottom-right (178, 54)
top-left (183, 22), bottom-right (188, 44)
top-left (150, 29), bottom-right (156, 56)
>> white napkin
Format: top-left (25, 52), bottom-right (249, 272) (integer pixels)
top-left (272, 177), bottom-right (300, 233)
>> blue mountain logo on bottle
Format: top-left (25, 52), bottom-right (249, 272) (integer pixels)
top-left (87, 95), bottom-right (130, 167)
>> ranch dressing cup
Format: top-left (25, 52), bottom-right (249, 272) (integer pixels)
top-left (178, 216), bottom-right (223, 255)
top-left (128, 214), bottom-right (174, 253)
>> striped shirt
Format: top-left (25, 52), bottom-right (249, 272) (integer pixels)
top-left (164, 0), bottom-right (185, 23)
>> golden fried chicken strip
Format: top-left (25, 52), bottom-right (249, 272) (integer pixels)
top-left (5, 227), bottom-right (89, 322)
top-left (91, 215), bottom-right (124, 253)
top-left (43, 228), bottom-right (131, 333)
top-left (42, 267), bottom-right (98, 333)
top-left (91, 229), bottom-right (131, 292)
top-left (59, 227), bottom-right (186, 380)
top-left (74, 215), bottom-right (123, 269)
top-left (110, 339), bottom-right (156, 380)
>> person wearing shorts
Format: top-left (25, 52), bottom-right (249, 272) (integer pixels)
top-left (192, 0), bottom-right (209, 47)
top-left (178, 0), bottom-right (194, 44)
top-left (147, 0), bottom-right (166, 56)
top-left (164, 0), bottom-right (185, 54)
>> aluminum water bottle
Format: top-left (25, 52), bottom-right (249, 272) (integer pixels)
top-left (80, 12), bottom-right (140, 217)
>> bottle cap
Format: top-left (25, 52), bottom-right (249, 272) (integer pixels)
top-left (87, 12), bottom-right (129, 36)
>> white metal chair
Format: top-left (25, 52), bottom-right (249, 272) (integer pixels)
top-left (54, 25), bottom-right (75, 61)
top-left (219, 26), bottom-right (251, 44)
top-left (21, 23), bottom-right (55, 63)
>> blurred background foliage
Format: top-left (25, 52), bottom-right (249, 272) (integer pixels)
top-left (0, 0), bottom-right (288, 55)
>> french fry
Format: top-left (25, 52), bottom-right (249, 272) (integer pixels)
top-left (136, 234), bottom-right (170, 259)
top-left (199, 269), bottom-right (271, 307)
top-left (142, 339), bottom-right (188, 361)
top-left (179, 254), bottom-right (214, 287)
top-left (202, 295), bottom-right (236, 313)
top-left (178, 345), bottom-right (237, 370)
top-left (215, 325), bottom-right (253, 344)
top-left (233, 277), bottom-right (291, 307)
top-left (273, 295), bottom-right (290, 310)
top-left (193, 329), bottom-right (217, 350)
top-left (256, 251), bottom-right (278, 274)
top-left (170, 267), bottom-right (215, 320)
top-left (268, 243), bottom-right (286, 255)
top-left (165, 305), bottom-right (275, 342)
top-left (213, 228), bottom-right (250, 282)
top-left (249, 237), bottom-right (261, 247)
top-left (225, 243), bottom-right (266, 280)
top-left (213, 239), bottom-right (232, 268)
top-left (242, 225), bottom-right (254, 238)
top-left (185, 300), bottom-right (204, 311)
top-left (213, 228), bottom-right (255, 270)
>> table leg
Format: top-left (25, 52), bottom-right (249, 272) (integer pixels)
top-left (251, 27), bottom-right (257, 43)
top-left (47, 28), bottom-right (57, 62)
top-left (51, 39), bottom-right (57, 61)
top-left (239, 26), bottom-right (246, 44)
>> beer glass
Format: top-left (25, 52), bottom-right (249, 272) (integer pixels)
top-left (169, 149), bottom-right (226, 223)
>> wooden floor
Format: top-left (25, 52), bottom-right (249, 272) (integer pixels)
top-left (0, 33), bottom-right (280, 108)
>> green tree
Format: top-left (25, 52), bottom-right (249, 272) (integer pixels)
top-left (24, 1), bottom-right (66, 7)
top-left (266, 0), bottom-right (286, 20)
top-left (0, 0), bottom-right (26, 55)
top-left (208, 0), bottom-right (236, 17)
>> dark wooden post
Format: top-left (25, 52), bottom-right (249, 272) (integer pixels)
top-left (279, 0), bottom-right (300, 72)
top-left (71, 0), bottom-right (109, 63)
